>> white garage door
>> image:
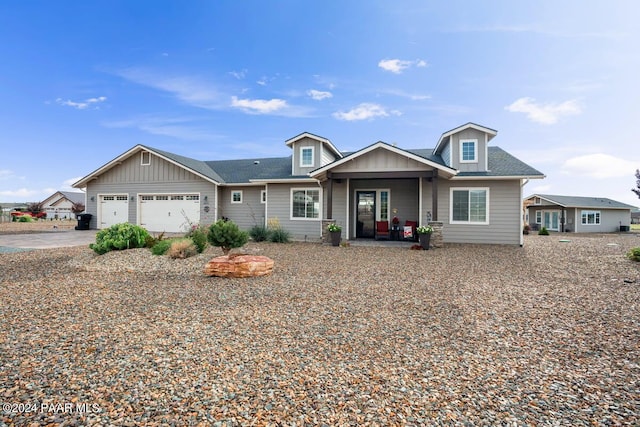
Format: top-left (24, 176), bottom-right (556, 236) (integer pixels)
top-left (139, 194), bottom-right (200, 233)
top-left (99, 195), bottom-right (129, 229)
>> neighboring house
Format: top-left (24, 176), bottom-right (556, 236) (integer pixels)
top-left (524, 194), bottom-right (635, 233)
top-left (41, 191), bottom-right (86, 219)
top-left (73, 122), bottom-right (545, 245)
top-left (631, 208), bottom-right (640, 225)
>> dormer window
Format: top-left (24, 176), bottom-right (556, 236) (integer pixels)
top-left (460, 139), bottom-right (477, 163)
top-left (300, 147), bottom-right (314, 167)
top-left (141, 151), bottom-right (151, 165)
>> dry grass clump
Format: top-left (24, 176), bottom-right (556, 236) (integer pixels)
top-left (167, 238), bottom-right (198, 259)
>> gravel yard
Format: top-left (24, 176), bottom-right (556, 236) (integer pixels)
top-left (1, 230), bottom-right (639, 426)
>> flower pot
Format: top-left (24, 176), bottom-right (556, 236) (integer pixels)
top-left (418, 233), bottom-right (431, 250)
top-left (330, 230), bottom-right (341, 247)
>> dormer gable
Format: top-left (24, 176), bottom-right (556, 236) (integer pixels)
top-left (285, 132), bottom-right (342, 175)
top-left (433, 123), bottom-right (497, 172)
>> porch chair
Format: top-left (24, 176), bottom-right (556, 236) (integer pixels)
top-left (375, 221), bottom-right (390, 240)
top-left (404, 220), bottom-right (418, 241)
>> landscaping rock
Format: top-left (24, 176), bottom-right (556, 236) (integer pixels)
top-left (204, 254), bottom-right (274, 277)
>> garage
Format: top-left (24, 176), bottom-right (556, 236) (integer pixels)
top-left (99, 195), bottom-right (129, 229)
top-left (139, 194), bottom-right (200, 233)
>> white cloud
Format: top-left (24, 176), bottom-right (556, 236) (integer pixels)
top-left (505, 97), bottom-right (582, 124)
top-left (230, 96), bottom-right (288, 114)
top-left (56, 96), bottom-right (107, 110)
top-left (229, 69), bottom-right (247, 79)
top-left (307, 89), bottom-right (333, 100)
top-left (0, 169), bottom-right (14, 180)
top-left (103, 115), bottom-right (224, 141)
top-left (561, 153), bottom-right (638, 178)
top-left (333, 103), bottom-right (398, 121)
top-left (116, 69), bottom-right (222, 109)
top-left (378, 58), bottom-right (428, 74)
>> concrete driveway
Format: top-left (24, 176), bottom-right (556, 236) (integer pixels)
top-left (0, 229), bottom-right (98, 252)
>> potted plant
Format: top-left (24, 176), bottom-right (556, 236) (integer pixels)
top-left (391, 216), bottom-right (400, 230)
top-left (327, 223), bottom-right (342, 246)
top-left (416, 225), bottom-right (433, 250)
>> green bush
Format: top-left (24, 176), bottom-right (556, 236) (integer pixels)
top-left (18, 215), bottom-right (34, 223)
top-left (90, 223), bottom-right (150, 255)
top-left (627, 247), bottom-right (640, 262)
top-left (207, 219), bottom-right (249, 255)
top-left (151, 239), bottom-right (173, 256)
top-left (268, 227), bottom-right (291, 243)
top-left (186, 226), bottom-right (208, 253)
top-left (538, 227), bottom-right (549, 235)
top-left (249, 225), bottom-right (270, 242)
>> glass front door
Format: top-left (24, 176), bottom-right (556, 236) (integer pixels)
top-left (543, 211), bottom-right (560, 231)
top-left (356, 191), bottom-right (376, 238)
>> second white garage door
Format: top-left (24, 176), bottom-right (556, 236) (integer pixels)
top-left (139, 194), bottom-right (200, 233)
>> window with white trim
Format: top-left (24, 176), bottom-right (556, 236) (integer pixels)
top-left (141, 151), bottom-right (151, 165)
top-left (459, 139), bottom-right (477, 163)
top-left (300, 147), bottom-right (314, 167)
top-left (450, 188), bottom-right (489, 224)
top-left (581, 210), bottom-right (601, 225)
top-left (291, 188), bottom-right (319, 219)
top-left (231, 191), bottom-right (243, 204)
top-left (535, 211), bottom-right (542, 224)
top-left (261, 190), bottom-right (267, 204)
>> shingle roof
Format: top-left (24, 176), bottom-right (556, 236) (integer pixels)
top-left (205, 156), bottom-right (294, 183)
top-left (59, 191), bottom-right (85, 204)
top-left (457, 147), bottom-right (544, 177)
top-left (145, 145), bottom-right (225, 183)
top-left (532, 194), bottom-right (637, 209)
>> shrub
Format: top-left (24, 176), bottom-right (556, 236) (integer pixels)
top-left (145, 231), bottom-right (166, 248)
top-left (18, 215), bottom-right (34, 223)
top-left (249, 225), bottom-right (270, 242)
top-left (90, 223), bottom-right (150, 255)
top-left (627, 247), bottom-right (640, 262)
top-left (207, 219), bottom-right (249, 255)
top-left (151, 239), bottom-right (173, 256)
top-left (538, 227), bottom-right (549, 235)
top-left (167, 238), bottom-right (198, 259)
top-left (186, 226), bottom-right (208, 253)
top-left (268, 227), bottom-right (291, 243)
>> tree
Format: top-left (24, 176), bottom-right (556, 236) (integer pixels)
top-left (633, 169), bottom-right (640, 199)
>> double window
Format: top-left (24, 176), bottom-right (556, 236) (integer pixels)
top-left (451, 188), bottom-right (489, 224)
top-left (581, 210), bottom-right (601, 225)
top-left (291, 188), bottom-right (319, 219)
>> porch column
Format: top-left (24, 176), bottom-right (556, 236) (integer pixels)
top-left (326, 175), bottom-right (333, 220)
top-left (431, 170), bottom-right (438, 221)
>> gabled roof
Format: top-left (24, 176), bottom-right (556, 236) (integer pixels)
top-left (285, 132), bottom-right (343, 158)
top-left (73, 144), bottom-right (224, 188)
top-left (309, 141), bottom-right (458, 179)
top-left (41, 191), bottom-right (85, 206)
top-left (434, 122), bottom-right (497, 154)
top-left (526, 194), bottom-right (637, 209)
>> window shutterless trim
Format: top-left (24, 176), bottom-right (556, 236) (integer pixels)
top-left (449, 187), bottom-right (490, 225)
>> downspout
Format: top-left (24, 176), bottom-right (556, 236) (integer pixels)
top-left (520, 179), bottom-right (528, 247)
top-left (317, 179), bottom-right (324, 239)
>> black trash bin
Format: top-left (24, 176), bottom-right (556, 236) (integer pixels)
top-left (75, 213), bottom-right (93, 230)
top-left (620, 225), bottom-right (630, 232)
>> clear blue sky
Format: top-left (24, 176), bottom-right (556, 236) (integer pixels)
top-left (1, 1), bottom-right (639, 206)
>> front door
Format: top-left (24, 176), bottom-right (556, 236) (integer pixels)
top-left (356, 191), bottom-right (375, 238)
top-left (543, 211), bottom-right (560, 231)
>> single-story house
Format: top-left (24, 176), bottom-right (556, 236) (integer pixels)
top-left (41, 191), bottom-right (85, 219)
top-left (73, 122), bottom-right (545, 245)
top-left (632, 208), bottom-right (640, 225)
top-left (524, 194), bottom-right (635, 233)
